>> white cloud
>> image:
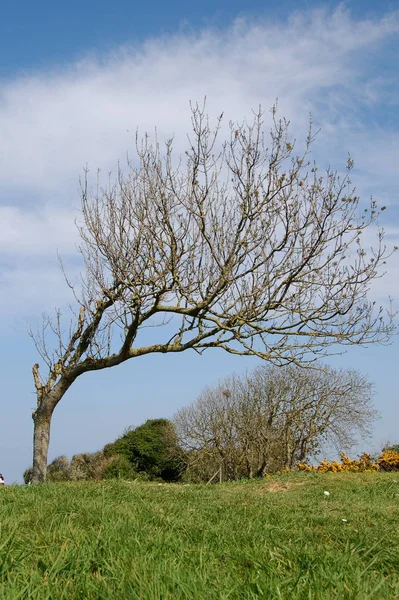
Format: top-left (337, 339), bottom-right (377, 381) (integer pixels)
top-left (0, 6), bottom-right (399, 321)
top-left (0, 205), bottom-right (78, 255)
top-left (0, 262), bottom-right (78, 325)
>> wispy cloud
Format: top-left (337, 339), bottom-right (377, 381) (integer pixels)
top-left (1, 6), bottom-right (398, 321)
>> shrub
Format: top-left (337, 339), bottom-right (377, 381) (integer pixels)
top-left (70, 452), bottom-right (105, 481)
top-left (99, 455), bottom-right (137, 480)
top-left (23, 467), bottom-right (33, 484)
top-left (47, 455), bottom-right (71, 481)
top-left (104, 419), bottom-right (186, 482)
top-left (297, 452), bottom-right (379, 473)
top-left (377, 449), bottom-right (399, 471)
top-left (381, 443), bottom-right (399, 454)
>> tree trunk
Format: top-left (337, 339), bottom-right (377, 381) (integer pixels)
top-left (283, 425), bottom-right (292, 470)
top-left (256, 459), bottom-right (267, 478)
top-left (31, 377), bottom-right (73, 484)
top-left (32, 412), bottom-right (52, 484)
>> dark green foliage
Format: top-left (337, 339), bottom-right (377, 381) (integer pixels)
top-left (104, 419), bottom-right (185, 482)
top-left (103, 435), bottom-right (132, 461)
top-left (100, 455), bottom-right (137, 480)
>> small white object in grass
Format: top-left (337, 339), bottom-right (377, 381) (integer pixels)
top-left (323, 491), bottom-right (330, 497)
top-left (342, 519), bottom-right (348, 523)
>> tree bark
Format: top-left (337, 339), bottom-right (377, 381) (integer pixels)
top-left (31, 377), bottom-right (74, 483)
top-left (256, 459), bottom-right (267, 478)
top-left (32, 412), bottom-right (53, 484)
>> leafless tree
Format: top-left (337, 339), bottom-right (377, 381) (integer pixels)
top-left (174, 374), bottom-right (279, 480)
top-left (30, 103), bottom-right (395, 482)
top-left (174, 364), bottom-right (377, 479)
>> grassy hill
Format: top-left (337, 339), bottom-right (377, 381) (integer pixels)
top-left (0, 472), bottom-right (398, 599)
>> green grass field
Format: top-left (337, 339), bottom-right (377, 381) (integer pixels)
top-left (0, 472), bottom-right (398, 599)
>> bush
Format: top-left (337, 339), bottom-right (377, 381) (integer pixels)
top-left (47, 455), bottom-right (71, 481)
top-left (99, 455), bottom-right (137, 480)
top-left (382, 443), bottom-right (399, 454)
top-left (104, 419), bottom-right (186, 482)
top-left (377, 449), bottom-right (399, 471)
top-left (23, 467), bottom-right (33, 485)
top-left (70, 452), bottom-right (105, 481)
top-left (103, 436), bottom-right (132, 462)
top-left (24, 418), bottom-right (187, 483)
top-left (297, 452), bottom-right (379, 473)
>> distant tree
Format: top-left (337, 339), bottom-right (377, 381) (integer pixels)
top-left (174, 364), bottom-right (377, 479)
top-left (104, 419), bottom-right (185, 481)
top-left (30, 103), bottom-right (396, 482)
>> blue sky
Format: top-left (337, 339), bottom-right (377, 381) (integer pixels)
top-left (1, 1), bottom-right (399, 482)
top-left (0, 0), bottom-right (395, 77)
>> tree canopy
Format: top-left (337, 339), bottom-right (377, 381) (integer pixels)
top-left (30, 104), bottom-right (395, 482)
top-left (174, 363), bottom-right (377, 479)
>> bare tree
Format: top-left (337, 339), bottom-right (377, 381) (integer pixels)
top-left (30, 103), bottom-right (395, 482)
top-left (252, 365), bottom-right (377, 470)
top-left (174, 374), bottom-right (280, 480)
top-left (174, 364), bottom-right (377, 479)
